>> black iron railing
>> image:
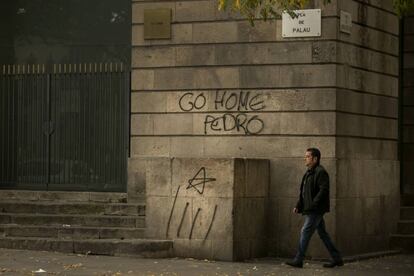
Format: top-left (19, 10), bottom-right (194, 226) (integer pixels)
top-left (0, 64), bottom-right (129, 192)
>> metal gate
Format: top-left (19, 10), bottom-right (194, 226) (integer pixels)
top-left (0, 64), bottom-right (129, 192)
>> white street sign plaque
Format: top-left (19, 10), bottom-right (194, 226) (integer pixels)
top-left (282, 9), bottom-right (321, 38)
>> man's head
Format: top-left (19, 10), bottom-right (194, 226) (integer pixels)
top-left (305, 148), bottom-right (321, 168)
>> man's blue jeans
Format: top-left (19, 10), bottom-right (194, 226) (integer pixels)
top-left (294, 213), bottom-right (341, 262)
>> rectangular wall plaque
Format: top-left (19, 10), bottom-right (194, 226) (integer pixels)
top-left (144, 8), bottom-right (171, 40)
top-left (340, 10), bottom-right (352, 34)
top-left (282, 9), bottom-right (321, 38)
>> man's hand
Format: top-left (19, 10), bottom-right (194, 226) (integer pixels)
top-left (293, 207), bottom-right (299, 214)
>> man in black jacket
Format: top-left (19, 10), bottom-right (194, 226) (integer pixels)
top-left (286, 148), bottom-right (343, 268)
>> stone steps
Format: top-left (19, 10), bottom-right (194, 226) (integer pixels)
top-left (0, 201), bottom-right (145, 216)
top-left (390, 195), bottom-right (414, 252)
top-left (0, 237), bottom-right (173, 258)
top-left (0, 225), bottom-right (145, 239)
top-left (0, 213), bottom-right (145, 228)
top-left (0, 198), bottom-right (173, 257)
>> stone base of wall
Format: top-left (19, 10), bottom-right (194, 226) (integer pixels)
top-left (130, 157), bottom-right (269, 261)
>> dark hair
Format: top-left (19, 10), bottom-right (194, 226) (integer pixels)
top-left (307, 148), bottom-right (321, 165)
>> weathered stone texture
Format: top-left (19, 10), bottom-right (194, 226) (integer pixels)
top-left (338, 0), bottom-right (398, 35)
top-left (129, 0), bottom-right (401, 259)
top-left (144, 158), bottom-right (268, 261)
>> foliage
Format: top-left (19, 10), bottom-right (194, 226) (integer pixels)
top-left (393, 0), bottom-right (414, 16)
top-left (218, 0), bottom-right (414, 24)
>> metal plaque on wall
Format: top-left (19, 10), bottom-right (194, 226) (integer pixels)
top-left (282, 9), bottom-right (321, 38)
top-left (144, 8), bottom-right (172, 40)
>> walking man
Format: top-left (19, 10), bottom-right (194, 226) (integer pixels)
top-left (286, 148), bottom-right (343, 268)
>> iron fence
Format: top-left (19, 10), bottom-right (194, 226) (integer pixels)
top-left (0, 64), bottom-right (129, 192)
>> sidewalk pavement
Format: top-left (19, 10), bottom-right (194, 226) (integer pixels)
top-left (0, 248), bottom-right (413, 276)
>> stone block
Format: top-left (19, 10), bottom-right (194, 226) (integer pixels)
top-left (146, 158), bottom-right (172, 197)
top-left (337, 42), bottom-right (398, 76)
top-left (146, 157), bottom-right (268, 261)
top-left (312, 41), bottom-right (337, 63)
top-left (89, 193), bottom-right (127, 203)
top-left (130, 137), bottom-right (171, 158)
top-left (211, 239), bottom-right (234, 261)
top-left (202, 136), bottom-right (335, 159)
top-left (0, 191), bottom-right (39, 201)
top-left (193, 68), bottom-right (240, 89)
top-left (336, 198), bottom-right (363, 238)
top-left (280, 112), bottom-right (335, 135)
top-left (151, 68), bottom-right (193, 90)
top-left (339, 23), bottom-right (398, 55)
top-left (170, 137), bottom-right (205, 157)
top-left (337, 113), bottom-right (398, 139)
top-left (336, 159), bottom-right (399, 198)
top-left (216, 42), bottom-right (312, 65)
top-left (175, 1), bottom-right (216, 22)
top-left (234, 198), bottom-right (266, 239)
top-left (131, 92), bottom-right (167, 113)
top-left (339, 0), bottom-right (398, 35)
top-left (188, 197), bottom-right (234, 241)
top-left (404, 53), bottom-right (414, 69)
top-left (173, 239), bottom-right (212, 259)
top-left (403, 126), bottom-right (414, 143)
top-left (337, 65), bottom-right (398, 97)
top-left (132, 25), bottom-right (145, 46)
top-left (130, 115), bottom-right (153, 136)
top-left (166, 197), bottom-right (194, 240)
top-left (152, 114), bottom-right (194, 135)
top-left (237, 21), bottom-right (277, 42)
top-left (193, 22), bottom-right (238, 43)
top-left (38, 192), bottom-right (90, 202)
top-left (132, 47), bottom-right (176, 68)
top-left (278, 64), bottom-right (337, 87)
top-left (245, 159), bottom-right (269, 197)
top-left (171, 158), bottom-right (234, 198)
top-left (176, 45), bottom-right (216, 66)
top-left (336, 89), bottom-right (398, 118)
top-left (131, 69), bottom-right (154, 91)
top-left (336, 137), bottom-right (398, 160)
top-left (239, 66), bottom-right (280, 88)
top-left (127, 157), bottom-right (147, 202)
top-left (145, 196), bottom-right (173, 239)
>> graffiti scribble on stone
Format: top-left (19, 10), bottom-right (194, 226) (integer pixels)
top-left (186, 167), bottom-right (216, 194)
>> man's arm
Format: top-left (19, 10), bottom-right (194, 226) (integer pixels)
top-left (311, 169), bottom-right (329, 208)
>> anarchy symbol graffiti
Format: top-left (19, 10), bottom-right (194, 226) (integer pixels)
top-left (186, 167), bottom-right (216, 194)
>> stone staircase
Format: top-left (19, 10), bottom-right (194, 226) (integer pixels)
top-left (390, 195), bottom-right (414, 252)
top-left (0, 191), bottom-right (173, 257)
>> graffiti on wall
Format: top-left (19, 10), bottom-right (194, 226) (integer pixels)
top-left (179, 90), bottom-right (266, 135)
top-left (166, 167), bottom-right (218, 240)
top-left (186, 167), bottom-right (216, 195)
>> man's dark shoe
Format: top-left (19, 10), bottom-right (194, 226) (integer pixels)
top-left (285, 260), bottom-right (303, 268)
top-left (323, 260), bottom-right (344, 268)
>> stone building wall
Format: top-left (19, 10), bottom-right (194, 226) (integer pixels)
top-left (130, 0), bottom-right (400, 258)
top-left (403, 15), bottom-right (414, 194)
top-left (334, 1), bottom-right (400, 255)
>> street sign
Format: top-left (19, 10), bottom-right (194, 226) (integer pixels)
top-left (282, 9), bottom-right (321, 38)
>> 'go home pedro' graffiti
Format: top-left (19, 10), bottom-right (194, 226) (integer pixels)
top-left (179, 90), bottom-right (265, 135)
